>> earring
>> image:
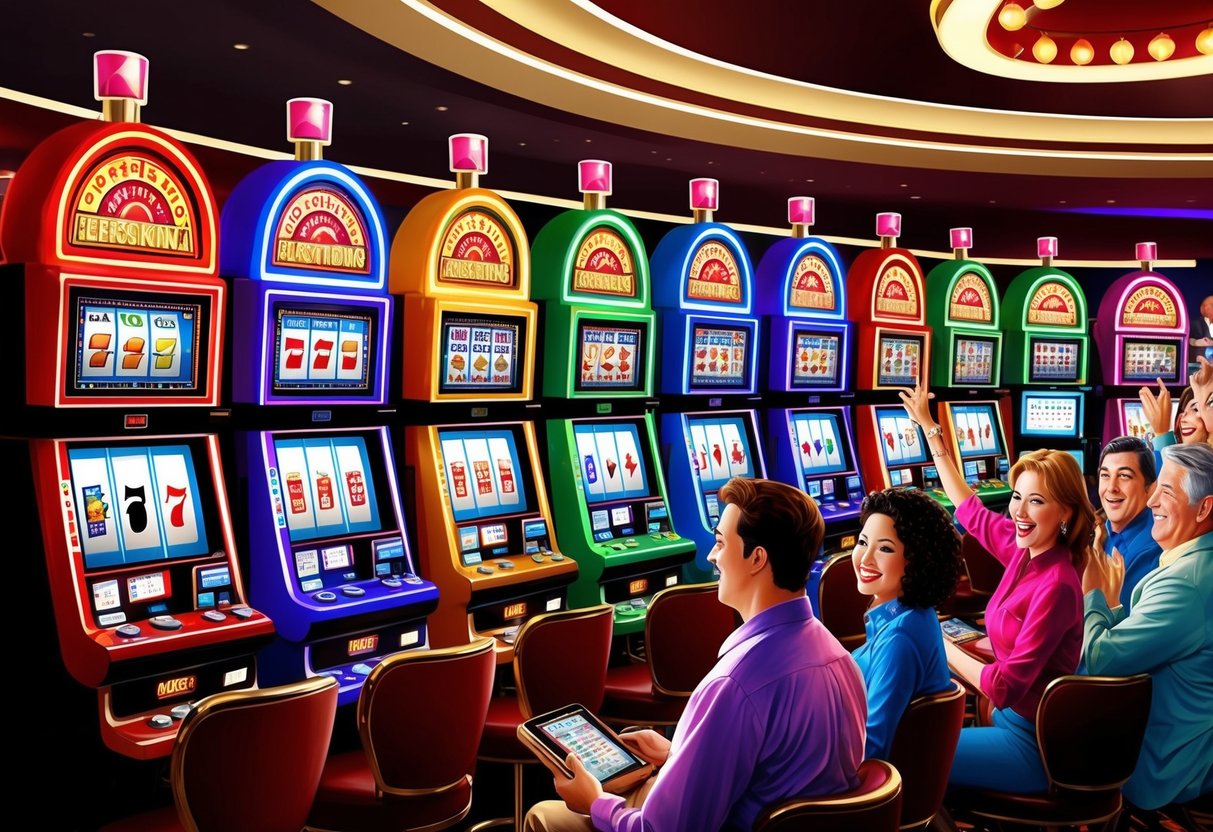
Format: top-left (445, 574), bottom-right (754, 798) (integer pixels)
top-left (1059, 521), bottom-right (1069, 540)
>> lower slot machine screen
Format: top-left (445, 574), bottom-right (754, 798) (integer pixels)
top-left (685, 415), bottom-right (757, 525)
top-left (950, 404), bottom-right (1003, 459)
top-left (273, 435), bottom-right (384, 542)
top-left (1021, 393), bottom-right (1083, 438)
top-left (875, 407), bottom-right (928, 467)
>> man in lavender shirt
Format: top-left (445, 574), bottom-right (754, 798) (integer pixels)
top-left (525, 478), bottom-right (867, 832)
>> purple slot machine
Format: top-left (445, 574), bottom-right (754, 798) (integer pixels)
top-left (222, 99), bottom-right (438, 704)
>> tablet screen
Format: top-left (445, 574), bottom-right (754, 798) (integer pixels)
top-left (540, 713), bottom-right (639, 782)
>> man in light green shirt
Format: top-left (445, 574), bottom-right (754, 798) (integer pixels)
top-left (1082, 442), bottom-right (1213, 810)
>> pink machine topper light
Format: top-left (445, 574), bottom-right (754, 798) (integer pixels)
top-left (788, 197), bottom-right (815, 227)
top-left (287, 98), bottom-right (333, 144)
top-left (578, 160), bottom-right (612, 194)
top-left (449, 133), bottom-right (488, 174)
top-left (876, 212), bottom-right (901, 239)
top-left (950, 227), bottom-right (973, 250)
top-left (93, 50), bottom-right (148, 104)
top-left (690, 178), bottom-right (718, 210)
top-left (1037, 236), bottom-right (1059, 262)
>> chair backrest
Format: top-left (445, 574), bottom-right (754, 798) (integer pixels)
top-left (754, 758), bottom-right (903, 832)
top-left (818, 552), bottom-right (868, 650)
top-left (960, 534), bottom-right (1004, 596)
top-left (646, 582), bottom-right (738, 696)
top-left (1037, 673), bottom-right (1153, 792)
top-left (358, 638), bottom-right (496, 796)
top-left (888, 681), bottom-right (966, 829)
top-left (515, 604), bottom-right (614, 718)
top-left (172, 675), bottom-right (338, 832)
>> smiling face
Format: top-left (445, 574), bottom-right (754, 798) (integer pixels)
top-left (1147, 462), bottom-right (1212, 551)
top-left (1008, 470), bottom-right (1072, 556)
top-left (1179, 397), bottom-right (1210, 444)
top-left (1099, 451), bottom-right (1153, 532)
top-left (852, 512), bottom-right (906, 607)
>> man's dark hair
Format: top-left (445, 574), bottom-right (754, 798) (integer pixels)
top-left (1099, 435), bottom-right (1157, 485)
top-left (858, 489), bottom-right (961, 609)
top-left (718, 478), bottom-right (824, 592)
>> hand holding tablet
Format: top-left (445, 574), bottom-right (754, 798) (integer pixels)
top-left (517, 704), bottom-right (654, 794)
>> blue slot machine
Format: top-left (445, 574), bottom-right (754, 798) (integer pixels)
top-left (758, 198), bottom-right (865, 569)
top-left (222, 99), bottom-right (437, 704)
top-left (652, 178), bottom-right (765, 581)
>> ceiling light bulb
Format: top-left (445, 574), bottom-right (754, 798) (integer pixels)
top-left (1033, 0), bottom-right (1064, 9)
top-left (999, 3), bottom-right (1027, 31)
top-left (1196, 25), bottom-right (1213, 55)
top-left (1070, 38), bottom-right (1095, 65)
top-left (1033, 34), bottom-right (1058, 63)
top-left (1109, 38), bottom-right (1134, 64)
top-left (1148, 32), bottom-right (1175, 61)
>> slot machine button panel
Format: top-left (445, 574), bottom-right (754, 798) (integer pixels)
top-left (402, 573), bottom-right (424, 585)
top-left (115, 624), bottom-right (142, 638)
top-left (148, 714), bottom-right (174, 730)
top-left (314, 591), bottom-right (338, 603)
top-left (148, 616), bottom-right (183, 631)
top-left (170, 704), bottom-right (193, 720)
top-left (476, 566), bottom-right (494, 575)
top-left (530, 554), bottom-right (546, 563)
top-left (352, 663), bottom-right (374, 676)
top-left (202, 610), bottom-right (226, 623)
top-left (340, 586), bottom-right (366, 598)
top-left (550, 554), bottom-right (566, 561)
top-left (496, 560), bottom-right (516, 569)
top-left (380, 577), bottom-right (403, 588)
top-left (230, 607), bottom-right (255, 620)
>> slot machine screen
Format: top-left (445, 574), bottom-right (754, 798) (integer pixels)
top-left (963, 460), bottom-right (981, 485)
top-left (1121, 400), bottom-right (1177, 443)
top-left (951, 335), bottom-right (997, 386)
top-left (689, 321), bottom-right (753, 391)
top-left (1121, 338), bottom-right (1183, 384)
top-left (573, 421), bottom-right (656, 505)
top-left (438, 311), bottom-right (527, 395)
top-left (789, 411), bottom-right (850, 476)
top-left (1021, 392), bottom-right (1083, 438)
top-left (273, 435), bottom-right (386, 542)
top-left (874, 407), bottom-right (928, 466)
top-left (876, 331), bottom-right (925, 387)
top-left (950, 404), bottom-right (1004, 459)
top-left (685, 414), bottom-right (758, 524)
top-left (1028, 337), bottom-right (1083, 383)
top-left (271, 300), bottom-right (376, 395)
top-left (67, 440), bottom-right (217, 570)
top-left (789, 327), bottom-right (842, 389)
top-left (574, 319), bottom-right (646, 393)
top-left (68, 286), bottom-right (210, 396)
top-left (438, 427), bottom-right (534, 522)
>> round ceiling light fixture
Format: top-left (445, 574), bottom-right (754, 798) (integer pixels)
top-left (1195, 25), bottom-right (1213, 55)
top-left (1070, 38), bottom-right (1095, 65)
top-left (998, 2), bottom-right (1027, 31)
top-left (1109, 38), bottom-right (1135, 65)
top-left (1148, 32), bottom-right (1176, 61)
top-left (1032, 33), bottom-right (1058, 63)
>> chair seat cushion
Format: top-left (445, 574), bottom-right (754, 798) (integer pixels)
top-left (309, 750), bottom-right (472, 832)
top-left (952, 786), bottom-right (1122, 825)
top-left (601, 663), bottom-right (686, 725)
top-left (478, 694), bottom-right (529, 762)
top-left (99, 806), bottom-right (183, 832)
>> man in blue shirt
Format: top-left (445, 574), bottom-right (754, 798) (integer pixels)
top-left (525, 478), bottom-right (866, 832)
top-left (1092, 436), bottom-right (1161, 613)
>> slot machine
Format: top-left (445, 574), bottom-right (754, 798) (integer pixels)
top-left (651, 179), bottom-right (765, 582)
top-left (848, 213), bottom-right (934, 492)
top-left (1095, 243), bottom-right (1188, 445)
top-left (925, 228), bottom-right (1013, 511)
top-left (393, 135), bottom-right (576, 661)
top-left (758, 198), bottom-right (865, 563)
top-left (532, 161), bottom-right (693, 634)
top-left (5, 52), bottom-right (271, 759)
top-left (222, 99), bottom-right (437, 704)
top-left (1001, 237), bottom-right (1090, 469)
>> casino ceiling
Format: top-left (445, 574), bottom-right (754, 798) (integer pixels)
top-left (1, 0), bottom-right (1211, 260)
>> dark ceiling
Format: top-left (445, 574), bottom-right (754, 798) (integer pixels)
top-left (0, 0), bottom-right (1210, 260)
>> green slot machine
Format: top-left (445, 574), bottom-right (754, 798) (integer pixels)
top-left (532, 161), bottom-right (693, 636)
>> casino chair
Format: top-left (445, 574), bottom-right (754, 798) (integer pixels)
top-left (947, 673), bottom-right (1153, 831)
top-left (472, 603), bottom-right (615, 831)
top-left (306, 638), bottom-right (496, 832)
top-left (817, 551), bottom-right (869, 650)
top-left (599, 582), bottom-right (738, 729)
top-left (939, 534), bottom-right (1002, 619)
top-left (101, 675), bottom-right (339, 832)
top-left (753, 758), bottom-right (903, 832)
top-left (887, 681), bottom-right (966, 831)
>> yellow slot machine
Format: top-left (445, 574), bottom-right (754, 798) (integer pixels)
top-left (393, 135), bottom-right (576, 661)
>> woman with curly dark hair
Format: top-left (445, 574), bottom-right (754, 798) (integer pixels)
top-left (849, 488), bottom-right (961, 760)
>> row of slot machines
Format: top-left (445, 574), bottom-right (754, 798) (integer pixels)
top-left (4, 53), bottom-right (1194, 762)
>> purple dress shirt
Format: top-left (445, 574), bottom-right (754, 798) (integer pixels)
top-left (955, 495), bottom-right (1082, 720)
top-left (590, 596), bottom-right (866, 832)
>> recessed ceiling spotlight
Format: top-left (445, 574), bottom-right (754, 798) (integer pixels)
top-left (1059, 200), bottom-right (1067, 204)
top-left (337, 79), bottom-right (353, 86)
top-left (899, 183), bottom-right (908, 188)
top-left (910, 195), bottom-right (922, 200)
top-left (400, 121), bottom-right (410, 126)
top-left (435, 105), bottom-right (448, 111)
top-left (519, 141), bottom-right (527, 146)
top-left (650, 150), bottom-right (658, 154)
top-left (584, 139), bottom-right (592, 143)
top-left (988, 199), bottom-right (997, 204)
top-left (82, 32), bottom-right (95, 38)
top-left (707, 160), bottom-right (715, 165)
top-left (805, 178), bottom-right (814, 183)
top-left (233, 43), bottom-right (250, 51)
top-left (1106, 199), bottom-right (1116, 204)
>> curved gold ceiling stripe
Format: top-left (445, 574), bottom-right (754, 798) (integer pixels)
top-left (312, 0), bottom-right (1213, 177)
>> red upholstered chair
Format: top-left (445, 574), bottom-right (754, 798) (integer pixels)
top-left (753, 758), bottom-right (903, 832)
top-left (101, 676), bottom-right (339, 832)
top-left (307, 638), bottom-right (497, 832)
top-left (940, 534), bottom-right (1002, 619)
top-left (817, 551), bottom-right (868, 650)
top-left (474, 604), bottom-right (615, 831)
top-left (599, 582), bottom-right (738, 728)
top-left (948, 674), bottom-right (1153, 830)
top-left (887, 681), bottom-right (966, 831)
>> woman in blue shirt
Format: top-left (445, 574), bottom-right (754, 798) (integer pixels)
top-left (850, 488), bottom-right (961, 760)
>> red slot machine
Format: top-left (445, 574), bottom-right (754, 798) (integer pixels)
top-left (2, 52), bottom-right (271, 759)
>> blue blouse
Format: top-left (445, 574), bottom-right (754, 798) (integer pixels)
top-left (851, 599), bottom-right (952, 760)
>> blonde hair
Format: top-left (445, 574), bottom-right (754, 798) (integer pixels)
top-left (1009, 449), bottom-right (1095, 569)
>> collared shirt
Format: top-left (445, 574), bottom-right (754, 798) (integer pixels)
top-left (1082, 530), bottom-right (1213, 809)
top-left (590, 596), bottom-right (866, 832)
top-left (1104, 508), bottom-right (1163, 612)
top-left (851, 599), bottom-right (952, 760)
top-left (955, 495), bottom-right (1083, 720)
